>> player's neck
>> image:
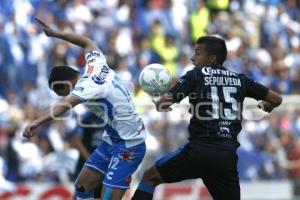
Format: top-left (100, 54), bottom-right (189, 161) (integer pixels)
top-left (197, 63), bottom-right (223, 68)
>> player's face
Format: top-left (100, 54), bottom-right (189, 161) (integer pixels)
top-left (55, 85), bottom-right (71, 96)
top-left (191, 43), bottom-right (213, 67)
top-left (54, 77), bottom-right (79, 96)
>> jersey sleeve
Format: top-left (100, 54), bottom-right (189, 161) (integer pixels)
top-left (85, 50), bottom-right (108, 75)
top-left (242, 74), bottom-right (269, 100)
top-left (71, 77), bottom-right (107, 102)
top-left (169, 70), bottom-right (195, 103)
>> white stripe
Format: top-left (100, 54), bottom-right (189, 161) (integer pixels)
top-left (95, 149), bottom-right (110, 161)
top-left (76, 197), bottom-right (93, 200)
top-left (103, 182), bottom-right (130, 189)
top-left (84, 164), bottom-right (106, 175)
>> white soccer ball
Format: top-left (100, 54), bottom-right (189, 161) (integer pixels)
top-left (139, 63), bottom-right (172, 96)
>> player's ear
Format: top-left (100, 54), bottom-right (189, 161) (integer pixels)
top-left (209, 55), bottom-right (217, 63)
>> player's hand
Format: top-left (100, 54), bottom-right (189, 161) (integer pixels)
top-left (257, 101), bottom-right (273, 113)
top-left (152, 99), bottom-right (172, 112)
top-left (35, 17), bottom-right (57, 37)
top-left (23, 120), bottom-right (40, 139)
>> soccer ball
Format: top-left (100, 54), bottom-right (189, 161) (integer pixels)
top-left (139, 63), bottom-right (172, 96)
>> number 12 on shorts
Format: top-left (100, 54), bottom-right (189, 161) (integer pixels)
top-left (106, 157), bottom-right (119, 180)
top-left (108, 157), bottom-right (119, 170)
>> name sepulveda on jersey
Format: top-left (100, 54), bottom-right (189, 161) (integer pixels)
top-left (202, 67), bottom-right (241, 86)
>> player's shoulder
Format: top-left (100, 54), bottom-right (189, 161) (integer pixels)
top-left (181, 68), bottom-right (196, 78)
top-left (236, 73), bottom-right (250, 82)
top-left (85, 49), bottom-right (108, 68)
top-left (74, 74), bottom-right (108, 89)
top-left (73, 75), bottom-right (94, 92)
top-left (72, 74), bottom-right (109, 101)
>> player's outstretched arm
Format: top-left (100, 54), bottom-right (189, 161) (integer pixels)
top-left (35, 17), bottom-right (99, 53)
top-left (258, 90), bottom-right (282, 113)
top-left (23, 95), bottom-right (81, 139)
top-left (152, 93), bottom-right (173, 112)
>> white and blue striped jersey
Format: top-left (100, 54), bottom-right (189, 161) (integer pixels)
top-left (71, 50), bottom-right (146, 148)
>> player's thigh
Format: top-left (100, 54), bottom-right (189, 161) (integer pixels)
top-left (203, 175), bottom-right (240, 200)
top-left (141, 165), bottom-right (164, 186)
top-left (76, 141), bottom-right (111, 191)
top-left (75, 166), bottom-right (105, 192)
top-left (101, 186), bottom-right (126, 200)
top-left (84, 141), bottom-right (112, 175)
top-left (202, 150), bottom-right (240, 200)
top-left (155, 144), bottom-right (194, 183)
top-left (103, 142), bottom-right (146, 189)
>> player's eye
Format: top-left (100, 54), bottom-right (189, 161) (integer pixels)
top-left (195, 49), bottom-right (201, 55)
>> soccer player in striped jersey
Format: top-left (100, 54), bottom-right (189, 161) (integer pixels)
top-left (23, 17), bottom-right (146, 200)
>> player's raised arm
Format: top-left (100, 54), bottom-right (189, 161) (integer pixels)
top-left (35, 17), bottom-right (99, 53)
top-left (258, 90), bottom-right (282, 113)
top-left (23, 95), bottom-right (81, 139)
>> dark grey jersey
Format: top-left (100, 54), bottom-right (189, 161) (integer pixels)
top-left (169, 65), bottom-right (269, 150)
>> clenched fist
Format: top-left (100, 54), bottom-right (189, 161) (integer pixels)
top-left (23, 120), bottom-right (40, 139)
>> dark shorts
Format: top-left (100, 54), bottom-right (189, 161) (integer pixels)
top-left (155, 143), bottom-right (240, 200)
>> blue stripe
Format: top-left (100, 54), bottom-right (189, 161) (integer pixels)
top-left (156, 144), bottom-right (187, 167)
top-left (102, 186), bottom-right (113, 200)
top-left (95, 98), bottom-right (114, 120)
top-left (75, 191), bottom-right (94, 198)
top-left (112, 79), bottom-right (129, 101)
top-left (94, 98), bottom-right (125, 144)
top-left (112, 75), bottom-right (132, 103)
top-left (104, 123), bottom-right (125, 145)
top-left (137, 181), bottom-right (155, 194)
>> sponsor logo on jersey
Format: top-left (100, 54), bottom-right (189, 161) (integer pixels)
top-left (92, 65), bottom-right (110, 85)
top-left (201, 67), bottom-right (237, 77)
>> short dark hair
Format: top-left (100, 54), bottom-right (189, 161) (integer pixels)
top-left (48, 66), bottom-right (80, 92)
top-left (196, 36), bottom-right (227, 64)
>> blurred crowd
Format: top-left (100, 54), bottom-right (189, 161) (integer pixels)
top-left (0, 0), bottom-right (300, 193)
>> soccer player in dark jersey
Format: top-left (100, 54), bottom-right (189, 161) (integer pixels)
top-left (132, 35), bottom-right (282, 200)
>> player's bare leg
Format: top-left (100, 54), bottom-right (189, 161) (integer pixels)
top-left (132, 166), bottom-right (163, 200)
top-left (101, 186), bottom-right (126, 200)
top-left (75, 166), bottom-right (104, 200)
